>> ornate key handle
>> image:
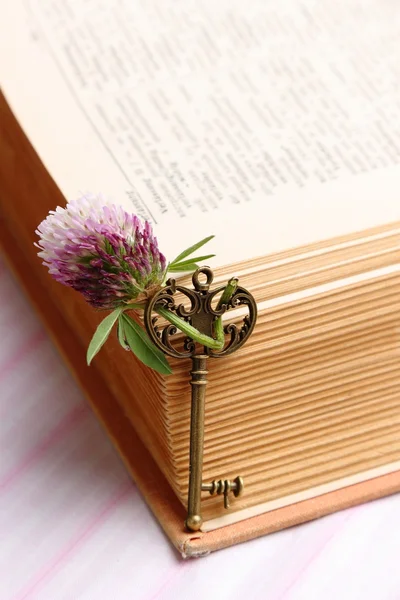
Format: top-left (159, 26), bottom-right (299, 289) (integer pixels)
top-left (144, 267), bottom-right (257, 531)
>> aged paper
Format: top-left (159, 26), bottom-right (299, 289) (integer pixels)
top-left (1, 0), bottom-right (400, 263)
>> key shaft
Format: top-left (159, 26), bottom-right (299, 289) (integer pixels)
top-left (185, 354), bottom-right (208, 532)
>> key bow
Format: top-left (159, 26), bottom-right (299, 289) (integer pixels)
top-left (144, 266), bottom-right (257, 357)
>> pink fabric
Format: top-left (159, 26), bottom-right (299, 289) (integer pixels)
top-left (13, 483), bottom-right (133, 600)
top-left (1, 255), bottom-right (400, 599)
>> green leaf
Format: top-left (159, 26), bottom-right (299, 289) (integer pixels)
top-left (213, 277), bottom-right (239, 346)
top-left (170, 254), bottom-right (215, 269)
top-left (167, 263), bottom-right (199, 273)
top-left (170, 235), bottom-right (214, 266)
top-left (121, 314), bottom-right (172, 375)
top-left (156, 306), bottom-right (224, 350)
top-left (216, 277), bottom-right (239, 310)
top-left (87, 307), bottom-right (123, 365)
top-left (117, 317), bottom-right (130, 350)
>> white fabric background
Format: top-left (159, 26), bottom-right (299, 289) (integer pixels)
top-left (1, 256), bottom-right (399, 600)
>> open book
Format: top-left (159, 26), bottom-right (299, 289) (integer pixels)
top-left (1, 0), bottom-right (400, 555)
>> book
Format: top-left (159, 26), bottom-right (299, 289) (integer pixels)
top-left (1, 0), bottom-right (400, 556)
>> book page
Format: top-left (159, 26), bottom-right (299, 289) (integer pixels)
top-left (203, 460), bottom-right (400, 531)
top-left (1, 0), bottom-right (400, 264)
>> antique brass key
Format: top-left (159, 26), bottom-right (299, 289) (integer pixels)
top-left (144, 267), bottom-right (257, 531)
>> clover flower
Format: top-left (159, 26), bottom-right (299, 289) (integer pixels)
top-left (35, 195), bottom-right (166, 309)
top-left (35, 194), bottom-right (219, 373)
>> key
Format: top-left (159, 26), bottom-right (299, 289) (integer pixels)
top-left (145, 267), bottom-right (257, 531)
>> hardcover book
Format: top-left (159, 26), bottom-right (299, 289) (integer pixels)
top-left (1, 0), bottom-right (399, 557)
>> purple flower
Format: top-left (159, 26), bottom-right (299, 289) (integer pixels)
top-left (35, 195), bottom-right (167, 309)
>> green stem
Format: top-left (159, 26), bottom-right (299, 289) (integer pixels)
top-left (123, 303), bottom-right (145, 310)
top-left (214, 277), bottom-right (239, 345)
top-left (156, 306), bottom-right (224, 350)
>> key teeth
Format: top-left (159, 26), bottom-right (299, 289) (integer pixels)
top-left (208, 479), bottom-right (229, 496)
top-left (203, 476), bottom-right (244, 508)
